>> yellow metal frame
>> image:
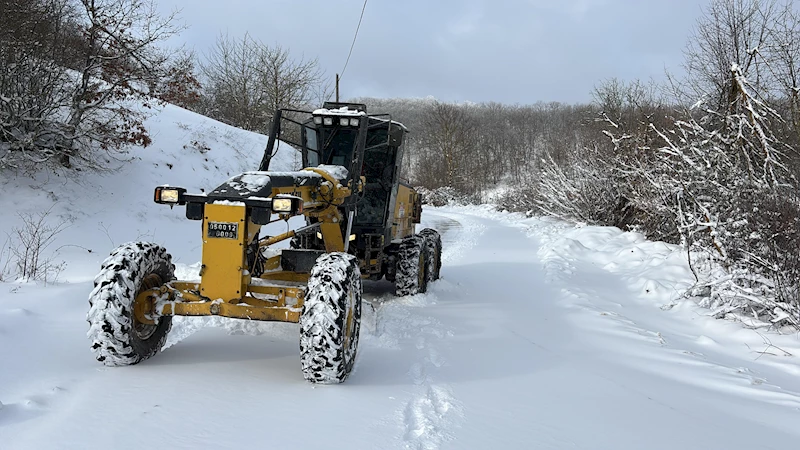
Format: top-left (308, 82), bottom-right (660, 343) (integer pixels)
top-left (392, 184), bottom-right (421, 241)
top-left (134, 169), bottom-right (364, 326)
top-left (134, 275), bottom-right (310, 325)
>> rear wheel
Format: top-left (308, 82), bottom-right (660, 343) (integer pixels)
top-left (87, 242), bottom-right (174, 366)
top-left (395, 234), bottom-right (428, 296)
top-left (300, 252), bottom-right (363, 384)
top-left (419, 228), bottom-right (442, 282)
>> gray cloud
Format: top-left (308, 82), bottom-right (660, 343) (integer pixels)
top-left (158, 0), bottom-right (707, 104)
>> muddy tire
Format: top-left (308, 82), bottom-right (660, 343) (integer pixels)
top-left (300, 252), bottom-right (362, 384)
top-left (418, 228), bottom-right (442, 282)
top-left (395, 234), bottom-right (428, 296)
top-left (87, 242), bottom-right (174, 366)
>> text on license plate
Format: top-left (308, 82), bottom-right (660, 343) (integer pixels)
top-left (207, 222), bottom-right (239, 239)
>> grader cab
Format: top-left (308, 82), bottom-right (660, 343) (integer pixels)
top-left (87, 102), bottom-right (442, 384)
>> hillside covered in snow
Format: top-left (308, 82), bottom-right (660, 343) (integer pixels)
top-left (0, 102), bottom-right (302, 282)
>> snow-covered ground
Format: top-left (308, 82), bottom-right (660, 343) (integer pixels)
top-left (0, 102), bottom-right (303, 282)
top-left (2, 103), bottom-right (800, 449)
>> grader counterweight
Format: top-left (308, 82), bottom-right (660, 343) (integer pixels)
top-left (87, 102), bottom-right (442, 384)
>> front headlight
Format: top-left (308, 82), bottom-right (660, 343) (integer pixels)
top-left (154, 186), bottom-right (186, 205)
top-left (160, 189), bottom-right (180, 203)
top-left (272, 198), bottom-right (293, 213)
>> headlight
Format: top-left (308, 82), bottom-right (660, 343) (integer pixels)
top-left (272, 198), bottom-right (293, 213)
top-left (313, 116), bottom-right (323, 125)
top-left (154, 186), bottom-right (186, 205)
top-left (349, 118), bottom-right (360, 127)
top-left (340, 117), bottom-right (349, 126)
top-left (323, 117), bottom-right (333, 126)
top-left (160, 189), bottom-right (180, 203)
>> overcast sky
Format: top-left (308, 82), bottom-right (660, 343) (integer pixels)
top-left (156, 0), bottom-right (708, 105)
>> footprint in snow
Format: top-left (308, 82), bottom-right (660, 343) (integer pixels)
top-left (427, 348), bottom-right (445, 368)
top-left (409, 363), bottom-right (426, 385)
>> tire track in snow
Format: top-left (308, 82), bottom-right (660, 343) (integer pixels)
top-left (398, 210), bottom-right (483, 448)
top-left (394, 295), bottom-right (460, 450)
top-left (163, 208), bottom-right (481, 449)
top-left (362, 209), bottom-right (481, 449)
top-left (364, 289), bottom-right (461, 449)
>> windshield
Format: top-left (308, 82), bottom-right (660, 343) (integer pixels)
top-left (319, 127), bottom-right (358, 166)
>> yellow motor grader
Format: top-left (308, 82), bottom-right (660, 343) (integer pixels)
top-left (86, 102), bottom-right (442, 384)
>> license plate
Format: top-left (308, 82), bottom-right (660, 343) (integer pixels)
top-left (207, 222), bottom-right (238, 240)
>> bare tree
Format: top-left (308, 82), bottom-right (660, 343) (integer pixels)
top-left (201, 33), bottom-right (326, 134)
top-left (0, 0), bottom-right (76, 171)
top-left (200, 33), bottom-right (264, 131)
top-left (763, 3), bottom-right (800, 144)
top-left (416, 101), bottom-right (478, 194)
top-left (592, 77), bottom-right (661, 125)
top-left (153, 48), bottom-right (202, 111)
top-left (258, 44), bottom-right (324, 115)
top-left (6, 207), bottom-right (70, 283)
top-left (63, 0), bottom-right (183, 168)
top-left (0, 0), bottom-right (184, 171)
top-left (682, 0), bottom-right (779, 109)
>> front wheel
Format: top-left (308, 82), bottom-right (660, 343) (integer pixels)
top-left (300, 252), bottom-right (363, 384)
top-left (87, 242), bottom-right (174, 366)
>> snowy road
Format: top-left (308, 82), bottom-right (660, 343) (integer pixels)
top-left (2, 207), bottom-right (800, 449)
